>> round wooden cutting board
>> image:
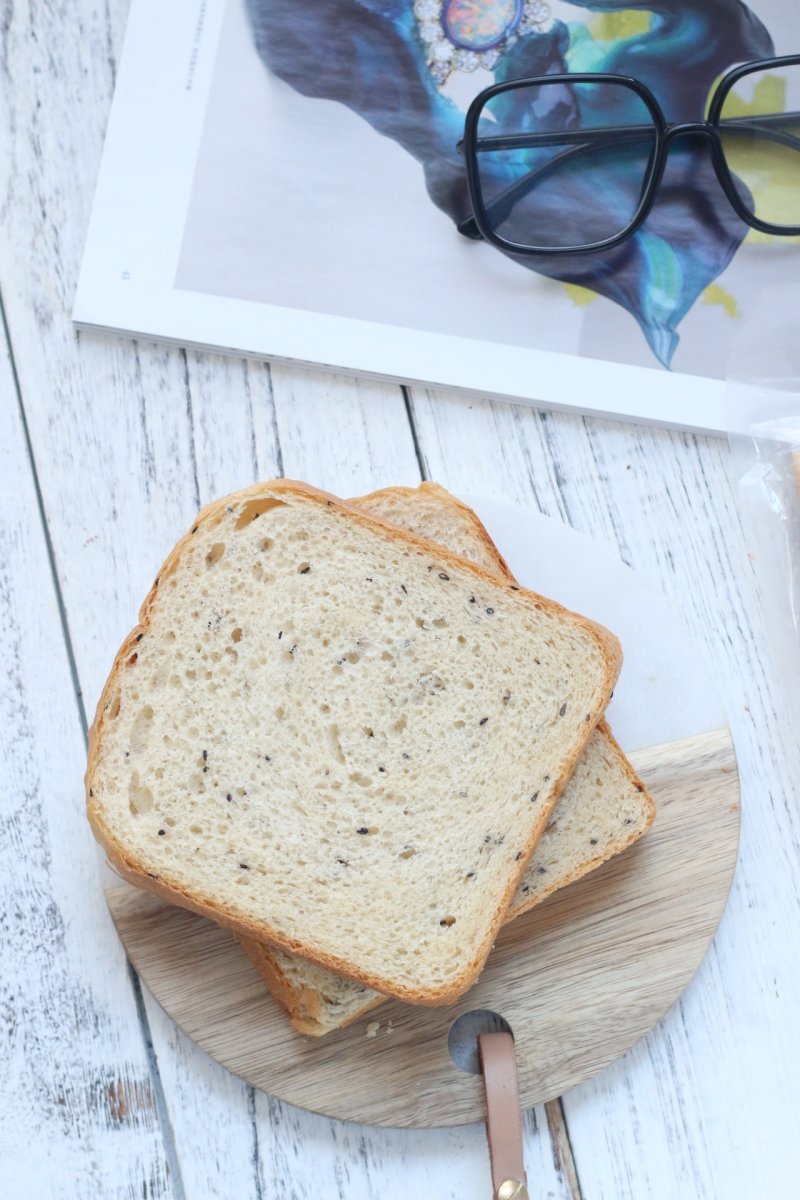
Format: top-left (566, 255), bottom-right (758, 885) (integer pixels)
top-left (103, 498), bottom-right (740, 1128)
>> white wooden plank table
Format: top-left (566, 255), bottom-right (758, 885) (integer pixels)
top-left (1, 3), bottom-right (799, 1198)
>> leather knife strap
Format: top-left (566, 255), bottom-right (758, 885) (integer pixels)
top-left (479, 1032), bottom-right (528, 1200)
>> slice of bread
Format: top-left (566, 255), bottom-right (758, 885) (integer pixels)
top-left (86, 479), bottom-right (620, 1004)
top-left (238, 484), bottom-right (654, 1033)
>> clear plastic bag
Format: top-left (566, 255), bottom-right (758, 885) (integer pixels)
top-left (727, 285), bottom-right (800, 723)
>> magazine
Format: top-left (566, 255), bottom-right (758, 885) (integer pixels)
top-left (74, 0), bottom-right (800, 431)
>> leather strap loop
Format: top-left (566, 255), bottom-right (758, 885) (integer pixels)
top-left (479, 1032), bottom-right (529, 1200)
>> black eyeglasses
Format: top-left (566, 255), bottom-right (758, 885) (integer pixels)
top-left (458, 55), bottom-right (800, 255)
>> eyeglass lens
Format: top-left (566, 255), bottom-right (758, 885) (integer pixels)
top-left (474, 80), bottom-right (658, 251)
top-left (718, 61), bottom-right (800, 231)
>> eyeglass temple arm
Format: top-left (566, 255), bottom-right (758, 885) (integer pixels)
top-left (458, 125), bottom-right (652, 239)
top-left (458, 111), bottom-right (800, 241)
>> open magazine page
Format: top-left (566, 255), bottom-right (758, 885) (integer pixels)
top-left (74, 0), bottom-right (800, 430)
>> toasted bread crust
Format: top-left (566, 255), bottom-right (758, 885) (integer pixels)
top-left (87, 478), bottom-right (622, 1004)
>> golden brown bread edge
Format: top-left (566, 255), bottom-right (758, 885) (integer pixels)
top-left (86, 478), bottom-right (622, 1005)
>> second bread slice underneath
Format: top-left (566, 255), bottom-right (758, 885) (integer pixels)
top-left (238, 484), bottom-right (654, 1033)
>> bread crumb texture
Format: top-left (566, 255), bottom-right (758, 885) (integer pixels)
top-left (88, 483), bottom-right (617, 1001)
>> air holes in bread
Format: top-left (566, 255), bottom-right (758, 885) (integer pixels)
top-left (128, 773), bottom-right (153, 816)
top-left (129, 705), bottom-right (154, 754)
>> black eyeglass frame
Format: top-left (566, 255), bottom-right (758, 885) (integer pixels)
top-left (459, 54), bottom-right (800, 256)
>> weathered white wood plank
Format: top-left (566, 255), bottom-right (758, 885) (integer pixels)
top-left (269, 364), bottom-right (422, 494)
top-left (180, 351), bottom-right (271, 502)
top-left (408, 386), bottom-right (800, 1198)
top-left (252, 1096), bottom-right (553, 1200)
top-left (0, 321), bottom-right (174, 1199)
top-left (0, 2), bottom-right (266, 1196)
top-left (34, 337), bottom-right (271, 1200)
